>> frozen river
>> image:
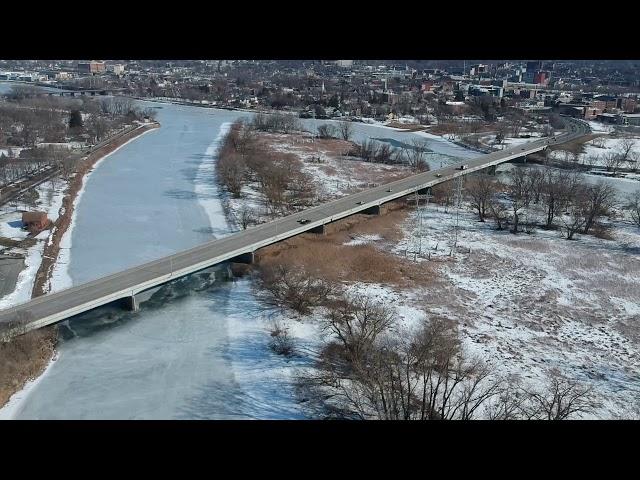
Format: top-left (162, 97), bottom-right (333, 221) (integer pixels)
top-left (9, 103), bottom-right (278, 419)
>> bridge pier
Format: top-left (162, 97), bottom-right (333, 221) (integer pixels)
top-left (122, 295), bottom-right (139, 312)
top-left (487, 165), bottom-right (497, 176)
top-left (362, 204), bottom-right (382, 215)
top-left (230, 251), bottom-right (255, 264)
top-left (309, 224), bottom-right (326, 234)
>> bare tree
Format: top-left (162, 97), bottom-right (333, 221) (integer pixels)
top-left (582, 181), bottom-right (617, 234)
top-left (494, 123), bottom-right (509, 148)
top-left (257, 263), bottom-right (337, 315)
top-left (561, 186), bottom-right (588, 240)
top-left (507, 168), bottom-right (533, 234)
top-left (488, 195), bottom-right (510, 230)
top-left (486, 378), bottom-right (527, 420)
top-left (268, 319), bottom-right (295, 356)
top-left (311, 314), bottom-right (502, 420)
top-left (519, 369), bottom-right (599, 420)
top-left (627, 190), bottom-right (640, 227)
top-left (399, 139), bottom-right (430, 172)
top-left (603, 151), bottom-right (623, 174)
top-left (317, 124), bottom-right (335, 139)
top-left (236, 205), bottom-right (255, 230)
top-left (337, 121), bottom-right (354, 141)
top-left (216, 152), bottom-right (246, 198)
top-left (508, 113), bottom-right (526, 138)
top-left (541, 169), bottom-right (580, 229)
top-left (322, 295), bottom-right (395, 363)
top-left (465, 174), bottom-right (496, 222)
top-left (617, 137), bottom-right (637, 166)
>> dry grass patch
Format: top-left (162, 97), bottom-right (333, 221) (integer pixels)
top-left (255, 206), bottom-right (439, 289)
top-left (0, 326), bottom-right (56, 408)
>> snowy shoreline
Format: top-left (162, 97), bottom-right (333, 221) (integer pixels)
top-left (194, 122), bottom-right (233, 239)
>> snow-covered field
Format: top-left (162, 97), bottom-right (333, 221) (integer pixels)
top-left (250, 193), bottom-right (640, 418)
top-left (587, 121), bottom-right (616, 134)
top-left (383, 203), bottom-right (640, 418)
top-left (0, 147), bottom-right (25, 157)
top-left (582, 136), bottom-right (640, 163)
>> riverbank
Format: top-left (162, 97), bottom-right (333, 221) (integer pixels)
top-left (0, 121), bottom-right (160, 412)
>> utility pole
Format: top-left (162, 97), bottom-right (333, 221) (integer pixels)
top-left (453, 175), bottom-right (463, 249)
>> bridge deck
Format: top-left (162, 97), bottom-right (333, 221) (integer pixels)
top-left (0, 118), bottom-right (589, 337)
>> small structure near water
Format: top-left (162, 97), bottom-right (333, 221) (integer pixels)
top-left (22, 211), bottom-right (50, 234)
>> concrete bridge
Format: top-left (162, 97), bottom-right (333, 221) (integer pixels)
top-left (42, 88), bottom-right (127, 97)
top-left (0, 118), bottom-right (590, 339)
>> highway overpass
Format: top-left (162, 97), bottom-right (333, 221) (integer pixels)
top-left (0, 118), bottom-right (590, 339)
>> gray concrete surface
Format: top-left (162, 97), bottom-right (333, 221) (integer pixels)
top-left (0, 255), bottom-right (25, 298)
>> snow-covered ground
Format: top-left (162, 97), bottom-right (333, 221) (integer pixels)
top-left (0, 179), bottom-right (66, 309)
top-left (547, 132), bottom-right (640, 176)
top-left (587, 121), bottom-right (616, 134)
top-left (0, 147), bottom-right (25, 157)
top-left (0, 354), bottom-right (57, 420)
top-left (384, 203), bottom-right (640, 418)
top-left (195, 122), bottom-right (233, 238)
top-left (225, 131), bottom-right (418, 226)
top-left (582, 136), bottom-right (640, 163)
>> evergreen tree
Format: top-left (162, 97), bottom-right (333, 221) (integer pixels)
top-left (69, 110), bottom-right (83, 129)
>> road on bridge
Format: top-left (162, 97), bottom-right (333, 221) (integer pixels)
top-left (0, 117), bottom-right (590, 338)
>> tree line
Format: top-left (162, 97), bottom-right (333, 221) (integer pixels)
top-left (215, 119), bottom-right (315, 221)
top-left (0, 91), bottom-right (157, 189)
top-left (441, 166), bottom-right (620, 240)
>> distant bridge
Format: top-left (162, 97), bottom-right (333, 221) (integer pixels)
top-left (0, 118), bottom-right (590, 339)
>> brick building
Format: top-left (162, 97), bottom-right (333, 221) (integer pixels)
top-left (22, 211), bottom-right (49, 233)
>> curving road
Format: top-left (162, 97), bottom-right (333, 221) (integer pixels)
top-left (0, 117), bottom-right (590, 338)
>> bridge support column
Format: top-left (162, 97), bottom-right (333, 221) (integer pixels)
top-left (487, 165), bottom-right (497, 176)
top-left (309, 224), bottom-right (326, 234)
top-left (363, 205), bottom-right (382, 215)
top-left (122, 295), bottom-right (139, 312)
top-left (230, 251), bottom-right (254, 264)
top-left (417, 187), bottom-right (431, 195)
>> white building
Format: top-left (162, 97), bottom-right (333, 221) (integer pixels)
top-left (107, 64), bottom-right (125, 75)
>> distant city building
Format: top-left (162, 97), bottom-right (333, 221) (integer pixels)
top-left (78, 61), bottom-right (106, 74)
top-left (468, 84), bottom-right (503, 98)
top-left (107, 64), bottom-right (125, 75)
top-left (524, 61), bottom-right (542, 83)
top-left (469, 64), bottom-right (488, 76)
top-left (533, 71), bottom-right (550, 86)
top-left (335, 60), bottom-right (354, 68)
